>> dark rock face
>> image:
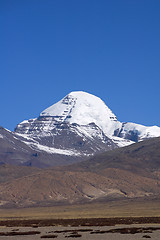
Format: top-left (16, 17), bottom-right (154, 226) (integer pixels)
top-left (116, 128), bottom-right (139, 142)
top-left (121, 130), bottom-right (139, 142)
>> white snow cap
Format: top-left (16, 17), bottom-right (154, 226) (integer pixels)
top-left (40, 91), bottom-right (160, 140)
top-left (40, 91), bottom-right (121, 136)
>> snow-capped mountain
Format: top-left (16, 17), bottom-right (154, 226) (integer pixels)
top-left (40, 91), bottom-right (120, 136)
top-left (1, 91), bottom-right (160, 206)
top-left (14, 91), bottom-right (160, 165)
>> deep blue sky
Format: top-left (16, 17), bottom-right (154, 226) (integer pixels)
top-left (1, 0), bottom-right (160, 130)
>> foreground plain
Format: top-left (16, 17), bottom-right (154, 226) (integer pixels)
top-left (0, 199), bottom-right (159, 239)
top-left (0, 199), bottom-right (160, 220)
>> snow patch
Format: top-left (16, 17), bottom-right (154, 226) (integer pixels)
top-left (112, 136), bottom-right (134, 147)
top-left (0, 134), bottom-right (3, 139)
top-left (23, 141), bottom-right (86, 156)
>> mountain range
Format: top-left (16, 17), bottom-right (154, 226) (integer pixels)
top-left (0, 91), bottom-right (160, 208)
top-left (1, 91), bottom-right (160, 167)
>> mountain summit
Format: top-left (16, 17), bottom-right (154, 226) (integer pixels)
top-left (40, 91), bottom-right (120, 137)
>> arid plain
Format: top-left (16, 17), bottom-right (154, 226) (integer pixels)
top-left (0, 199), bottom-right (160, 239)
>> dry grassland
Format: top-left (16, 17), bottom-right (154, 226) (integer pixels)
top-left (0, 199), bottom-right (159, 220)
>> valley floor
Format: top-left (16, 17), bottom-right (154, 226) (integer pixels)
top-left (0, 199), bottom-right (159, 239)
top-left (0, 198), bottom-right (160, 220)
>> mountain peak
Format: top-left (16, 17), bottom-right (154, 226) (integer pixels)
top-left (68, 90), bottom-right (93, 96)
top-left (67, 91), bottom-right (102, 100)
top-left (40, 91), bottom-right (119, 136)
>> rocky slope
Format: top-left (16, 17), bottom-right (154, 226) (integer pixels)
top-left (0, 127), bottom-right (83, 167)
top-left (0, 137), bottom-right (160, 208)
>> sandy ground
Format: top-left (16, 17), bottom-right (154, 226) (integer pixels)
top-left (0, 224), bottom-right (160, 240)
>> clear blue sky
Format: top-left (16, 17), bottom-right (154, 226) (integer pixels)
top-left (1, 0), bottom-right (160, 130)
